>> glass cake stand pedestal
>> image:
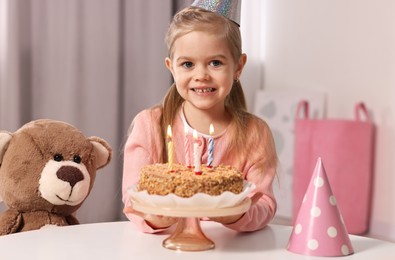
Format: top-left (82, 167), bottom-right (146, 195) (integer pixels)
top-left (131, 197), bottom-right (251, 251)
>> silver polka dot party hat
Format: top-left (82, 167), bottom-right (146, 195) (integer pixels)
top-left (191, 0), bottom-right (241, 26)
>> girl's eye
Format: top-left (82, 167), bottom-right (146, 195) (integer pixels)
top-left (210, 60), bottom-right (222, 67)
top-left (182, 62), bottom-right (193, 68)
top-left (54, 154), bottom-right (63, 162)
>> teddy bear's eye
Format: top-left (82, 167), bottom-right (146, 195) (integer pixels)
top-left (73, 155), bottom-right (82, 164)
top-left (54, 154), bottom-right (63, 162)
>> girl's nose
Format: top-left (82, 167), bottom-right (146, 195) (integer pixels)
top-left (194, 65), bottom-right (209, 81)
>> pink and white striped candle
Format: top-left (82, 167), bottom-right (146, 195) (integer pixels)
top-left (184, 125), bottom-right (191, 167)
top-left (193, 129), bottom-right (202, 175)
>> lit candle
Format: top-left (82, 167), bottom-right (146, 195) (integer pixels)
top-left (184, 125), bottom-right (191, 168)
top-left (167, 125), bottom-right (174, 171)
top-left (193, 129), bottom-right (202, 175)
top-left (207, 124), bottom-right (214, 168)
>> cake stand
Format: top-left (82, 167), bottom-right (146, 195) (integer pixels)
top-left (131, 197), bottom-right (251, 251)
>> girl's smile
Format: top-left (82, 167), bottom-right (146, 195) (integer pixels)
top-left (191, 87), bottom-right (216, 94)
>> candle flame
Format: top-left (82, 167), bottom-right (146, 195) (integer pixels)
top-left (167, 125), bottom-right (172, 138)
top-left (209, 124), bottom-right (214, 136)
top-left (193, 129), bottom-right (198, 139)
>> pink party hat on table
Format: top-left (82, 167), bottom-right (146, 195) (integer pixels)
top-left (192, 0), bottom-right (241, 26)
top-left (287, 157), bottom-right (354, 257)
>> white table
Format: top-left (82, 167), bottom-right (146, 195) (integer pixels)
top-left (0, 221), bottom-right (395, 259)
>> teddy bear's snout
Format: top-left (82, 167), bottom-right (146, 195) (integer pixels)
top-left (39, 160), bottom-right (91, 206)
top-left (56, 166), bottom-right (84, 188)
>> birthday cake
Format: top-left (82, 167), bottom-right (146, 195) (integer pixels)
top-left (138, 163), bottom-right (244, 198)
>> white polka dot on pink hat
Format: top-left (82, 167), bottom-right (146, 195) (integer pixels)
top-left (287, 157), bottom-right (354, 256)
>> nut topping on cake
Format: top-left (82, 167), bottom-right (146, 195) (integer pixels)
top-left (138, 164), bottom-right (243, 198)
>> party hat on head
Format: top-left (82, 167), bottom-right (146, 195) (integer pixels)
top-left (287, 157), bottom-right (354, 257)
top-left (192, 0), bottom-right (241, 26)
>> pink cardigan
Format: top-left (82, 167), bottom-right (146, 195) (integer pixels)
top-left (122, 107), bottom-right (277, 233)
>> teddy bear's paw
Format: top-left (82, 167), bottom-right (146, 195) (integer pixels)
top-left (0, 210), bottom-right (23, 235)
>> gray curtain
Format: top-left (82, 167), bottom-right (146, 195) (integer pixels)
top-left (0, 0), bottom-right (191, 223)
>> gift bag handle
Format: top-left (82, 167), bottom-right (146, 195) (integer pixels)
top-left (296, 100), bottom-right (310, 119)
top-left (296, 100), bottom-right (371, 122)
top-left (355, 102), bottom-right (371, 122)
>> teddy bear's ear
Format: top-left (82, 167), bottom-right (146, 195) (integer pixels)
top-left (88, 136), bottom-right (112, 170)
top-left (0, 131), bottom-right (13, 165)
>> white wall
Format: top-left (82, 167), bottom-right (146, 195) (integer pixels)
top-left (257, 0), bottom-right (395, 241)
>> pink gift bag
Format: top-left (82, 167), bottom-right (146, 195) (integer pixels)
top-left (292, 100), bottom-right (375, 235)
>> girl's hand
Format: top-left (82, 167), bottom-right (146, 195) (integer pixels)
top-left (208, 192), bottom-right (263, 225)
top-left (123, 206), bottom-right (178, 229)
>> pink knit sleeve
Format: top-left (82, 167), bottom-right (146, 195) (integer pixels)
top-left (224, 165), bottom-right (277, 232)
top-left (122, 109), bottom-right (166, 233)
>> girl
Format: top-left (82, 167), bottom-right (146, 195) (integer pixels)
top-left (122, 5), bottom-right (278, 233)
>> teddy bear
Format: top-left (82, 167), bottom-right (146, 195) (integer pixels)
top-left (0, 119), bottom-right (112, 235)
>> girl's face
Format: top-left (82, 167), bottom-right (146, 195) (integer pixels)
top-left (165, 31), bottom-right (246, 113)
